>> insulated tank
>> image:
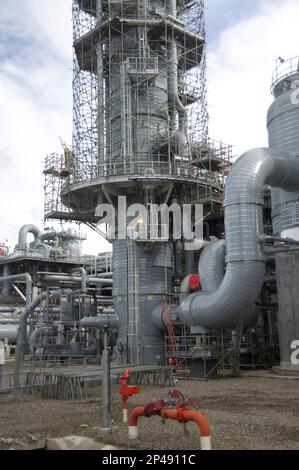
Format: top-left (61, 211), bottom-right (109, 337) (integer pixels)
top-left (267, 57), bottom-right (299, 373)
top-left (267, 57), bottom-right (299, 239)
top-left (113, 238), bottom-right (172, 364)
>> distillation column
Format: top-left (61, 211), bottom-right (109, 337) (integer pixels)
top-left (67, 1), bottom-right (205, 364)
top-left (267, 57), bottom-right (299, 374)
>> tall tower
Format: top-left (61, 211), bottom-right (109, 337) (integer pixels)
top-left (44, 0), bottom-right (232, 364)
top-left (268, 56), bottom-right (299, 374)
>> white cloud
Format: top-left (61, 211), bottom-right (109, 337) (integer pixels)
top-left (0, 0), bottom-right (110, 255)
top-left (207, 0), bottom-right (299, 157)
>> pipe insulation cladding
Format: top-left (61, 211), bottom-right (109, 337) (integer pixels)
top-left (180, 148), bottom-right (299, 329)
top-left (268, 67), bottom-right (299, 239)
top-left (17, 224), bottom-right (42, 250)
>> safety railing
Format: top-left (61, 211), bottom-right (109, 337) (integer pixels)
top-left (271, 56), bottom-right (299, 94)
top-left (126, 56), bottom-right (159, 75)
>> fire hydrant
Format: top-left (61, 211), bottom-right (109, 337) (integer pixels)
top-left (119, 368), bottom-right (140, 423)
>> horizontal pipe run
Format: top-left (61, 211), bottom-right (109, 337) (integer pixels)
top-left (80, 314), bottom-right (119, 330)
top-left (41, 274), bottom-right (113, 286)
top-left (0, 308), bottom-right (18, 313)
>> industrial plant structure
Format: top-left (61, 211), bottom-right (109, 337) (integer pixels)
top-left (0, 225), bottom-right (113, 360)
top-left (1, 0), bottom-right (299, 383)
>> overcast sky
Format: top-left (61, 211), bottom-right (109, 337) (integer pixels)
top-left (0, 0), bottom-right (298, 254)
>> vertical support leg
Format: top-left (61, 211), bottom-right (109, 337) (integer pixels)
top-left (101, 329), bottom-right (111, 431)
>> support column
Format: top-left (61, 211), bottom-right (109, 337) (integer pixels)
top-left (274, 252), bottom-right (299, 375)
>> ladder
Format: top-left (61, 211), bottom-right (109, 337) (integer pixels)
top-left (121, 64), bottom-right (133, 161)
top-left (127, 240), bottom-right (141, 364)
top-left (162, 301), bottom-right (182, 369)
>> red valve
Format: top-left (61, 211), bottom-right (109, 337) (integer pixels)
top-left (144, 399), bottom-right (166, 417)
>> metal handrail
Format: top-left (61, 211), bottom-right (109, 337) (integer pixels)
top-left (271, 56), bottom-right (299, 94)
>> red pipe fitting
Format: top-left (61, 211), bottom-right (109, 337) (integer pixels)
top-left (162, 408), bottom-right (211, 449)
top-left (128, 404), bottom-right (212, 449)
top-left (128, 406), bottom-right (145, 439)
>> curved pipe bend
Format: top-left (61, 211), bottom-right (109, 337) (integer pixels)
top-left (128, 407), bottom-right (145, 439)
top-left (17, 224), bottom-right (42, 250)
top-left (162, 409), bottom-right (211, 436)
top-left (199, 239), bottom-right (225, 292)
top-left (180, 148), bottom-right (299, 329)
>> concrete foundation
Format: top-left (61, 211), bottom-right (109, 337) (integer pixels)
top-left (275, 252), bottom-right (299, 375)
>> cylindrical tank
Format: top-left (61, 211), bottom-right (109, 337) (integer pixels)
top-left (113, 238), bottom-right (172, 365)
top-left (108, 31), bottom-right (169, 168)
top-left (267, 57), bottom-right (299, 374)
top-left (0, 325), bottom-right (18, 343)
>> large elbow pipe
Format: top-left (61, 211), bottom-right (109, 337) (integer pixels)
top-left (180, 148), bottom-right (299, 329)
top-left (17, 224), bottom-right (42, 250)
top-left (199, 239), bottom-right (226, 292)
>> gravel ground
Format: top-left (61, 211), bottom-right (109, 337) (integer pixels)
top-left (0, 372), bottom-right (298, 450)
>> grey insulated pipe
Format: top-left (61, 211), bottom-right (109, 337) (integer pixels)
top-left (41, 274), bottom-right (112, 286)
top-left (167, 0), bottom-right (188, 156)
top-left (199, 238), bottom-right (259, 328)
top-left (180, 148), bottom-right (299, 329)
top-left (71, 267), bottom-right (87, 294)
top-left (199, 239), bottom-right (226, 292)
top-left (17, 224), bottom-right (42, 250)
top-left (80, 315), bottom-right (119, 330)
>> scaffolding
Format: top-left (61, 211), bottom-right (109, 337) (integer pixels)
top-left (71, 0), bottom-right (210, 182)
top-left (44, 152), bottom-right (73, 220)
top-left (44, 1), bottom-right (232, 225)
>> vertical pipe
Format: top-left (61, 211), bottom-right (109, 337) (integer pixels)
top-left (97, 0), bottom-right (105, 176)
top-left (167, 0), bottom-right (188, 157)
top-left (2, 265), bottom-right (11, 300)
top-left (101, 329), bottom-right (111, 431)
top-left (0, 341), bottom-right (4, 390)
